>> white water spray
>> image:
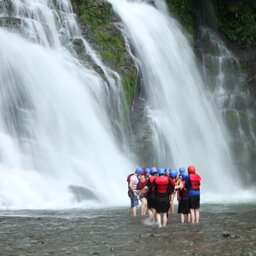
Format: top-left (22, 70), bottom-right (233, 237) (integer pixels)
top-left (108, 0), bottom-right (248, 201)
top-left (0, 0), bottom-right (133, 209)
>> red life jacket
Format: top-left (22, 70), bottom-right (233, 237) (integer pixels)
top-left (147, 175), bottom-right (156, 192)
top-left (137, 179), bottom-right (147, 190)
top-left (149, 175), bottom-right (156, 183)
top-left (190, 173), bottom-right (201, 190)
top-left (169, 177), bottom-right (176, 186)
top-left (154, 176), bottom-right (170, 194)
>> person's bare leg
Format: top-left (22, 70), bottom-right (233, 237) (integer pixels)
top-left (195, 209), bottom-right (200, 223)
top-left (163, 213), bottom-right (168, 226)
top-left (190, 209), bottom-right (195, 223)
top-left (180, 214), bottom-right (185, 223)
top-left (131, 206), bottom-right (136, 216)
top-left (187, 213), bottom-right (191, 223)
top-left (170, 193), bottom-right (175, 213)
top-left (143, 200), bottom-right (148, 215)
top-left (141, 198), bottom-right (147, 215)
top-left (152, 208), bottom-right (156, 220)
top-left (148, 208), bottom-right (153, 218)
top-left (156, 213), bottom-right (162, 227)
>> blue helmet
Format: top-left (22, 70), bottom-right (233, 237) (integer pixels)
top-left (135, 167), bottom-right (143, 174)
top-left (150, 167), bottom-right (158, 174)
top-left (179, 167), bottom-right (186, 174)
top-left (182, 171), bottom-right (189, 181)
top-left (158, 168), bottom-right (165, 175)
top-left (145, 168), bottom-right (151, 174)
top-left (165, 167), bottom-right (171, 172)
top-left (170, 169), bottom-right (178, 178)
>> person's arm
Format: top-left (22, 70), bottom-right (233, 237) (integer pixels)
top-left (129, 177), bottom-right (136, 195)
top-left (168, 180), bottom-right (175, 194)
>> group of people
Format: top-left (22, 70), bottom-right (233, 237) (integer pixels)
top-left (127, 165), bottom-right (201, 227)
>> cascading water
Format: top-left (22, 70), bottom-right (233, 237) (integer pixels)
top-left (108, 0), bottom-right (254, 201)
top-left (198, 28), bottom-right (253, 177)
top-left (0, 0), bottom-right (133, 209)
top-left (196, 0), bottom-right (256, 185)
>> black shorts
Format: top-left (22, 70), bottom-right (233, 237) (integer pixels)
top-left (178, 198), bottom-right (190, 214)
top-left (189, 196), bottom-right (200, 209)
top-left (155, 194), bottom-right (170, 213)
top-left (147, 193), bottom-right (156, 209)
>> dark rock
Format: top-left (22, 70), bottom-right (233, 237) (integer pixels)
top-left (222, 231), bottom-right (239, 239)
top-left (0, 0), bottom-right (14, 15)
top-left (68, 185), bottom-right (100, 202)
top-left (0, 16), bottom-right (22, 31)
top-left (222, 231), bottom-right (231, 238)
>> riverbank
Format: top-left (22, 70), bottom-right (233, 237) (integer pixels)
top-left (0, 204), bottom-right (255, 255)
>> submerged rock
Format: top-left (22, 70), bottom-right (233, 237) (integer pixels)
top-left (68, 185), bottom-right (100, 202)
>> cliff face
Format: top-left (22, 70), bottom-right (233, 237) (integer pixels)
top-left (71, 0), bottom-right (137, 108)
top-left (71, 0), bottom-right (256, 109)
top-left (72, 0), bottom-right (256, 173)
top-left (167, 0), bottom-right (256, 93)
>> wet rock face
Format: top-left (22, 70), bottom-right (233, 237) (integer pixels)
top-left (72, 0), bottom-right (138, 107)
top-left (0, 17), bottom-right (22, 31)
top-left (0, 0), bottom-right (13, 15)
top-left (0, 0), bottom-right (21, 32)
top-left (130, 76), bottom-right (155, 166)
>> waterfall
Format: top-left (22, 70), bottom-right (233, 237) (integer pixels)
top-left (0, 0), bottom-right (133, 209)
top-left (108, 0), bottom-right (254, 201)
top-left (196, 1), bottom-right (256, 185)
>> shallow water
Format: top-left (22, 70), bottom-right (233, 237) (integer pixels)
top-left (0, 204), bottom-right (255, 255)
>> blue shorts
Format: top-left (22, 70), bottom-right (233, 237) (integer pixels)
top-left (128, 190), bottom-right (139, 207)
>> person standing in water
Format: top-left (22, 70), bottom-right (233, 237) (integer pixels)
top-left (137, 171), bottom-right (148, 215)
top-left (153, 168), bottom-right (174, 227)
top-left (175, 171), bottom-right (191, 223)
top-left (187, 165), bottom-right (201, 223)
top-left (128, 167), bottom-right (143, 216)
top-left (146, 167), bottom-right (158, 220)
top-left (169, 169), bottom-right (178, 213)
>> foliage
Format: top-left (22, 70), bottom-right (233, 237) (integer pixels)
top-left (212, 0), bottom-right (256, 46)
top-left (72, 0), bottom-right (111, 25)
top-left (71, 0), bottom-right (137, 108)
top-left (166, 0), bottom-right (196, 38)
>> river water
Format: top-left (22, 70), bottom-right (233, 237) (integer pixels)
top-left (0, 204), bottom-right (255, 255)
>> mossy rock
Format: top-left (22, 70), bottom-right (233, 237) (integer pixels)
top-left (166, 0), bottom-right (196, 40)
top-left (71, 0), bottom-right (137, 108)
top-left (222, 110), bottom-right (240, 136)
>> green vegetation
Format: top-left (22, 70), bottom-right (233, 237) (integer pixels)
top-left (166, 0), bottom-right (256, 46)
top-left (122, 68), bottom-right (137, 108)
top-left (212, 0), bottom-right (256, 46)
top-left (72, 0), bottom-right (111, 25)
top-left (71, 0), bottom-right (137, 108)
top-left (166, 0), bottom-right (196, 39)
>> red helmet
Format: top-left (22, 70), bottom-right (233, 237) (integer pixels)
top-left (188, 165), bottom-right (196, 174)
